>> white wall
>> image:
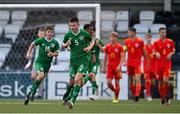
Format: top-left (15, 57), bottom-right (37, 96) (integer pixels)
top-left (47, 72), bottom-right (128, 100)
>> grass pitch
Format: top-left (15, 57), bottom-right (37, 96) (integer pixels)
top-left (0, 99), bottom-right (180, 113)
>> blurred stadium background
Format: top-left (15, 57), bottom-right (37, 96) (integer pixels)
top-left (0, 0), bottom-right (180, 112)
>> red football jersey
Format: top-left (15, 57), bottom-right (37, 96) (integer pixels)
top-left (104, 42), bottom-right (124, 68)
top-left (153, 38), bottom-right (175, 68)
top-left (124, 37), bottom-right (144, 67)
top-left (144, 44), bottom-right (156, 73)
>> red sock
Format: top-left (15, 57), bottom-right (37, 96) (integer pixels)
top-left (135, 82), bottom-right (141, 97)
top-left (115, 84), bottom-right (120, 99)
top-left (145, 79), bottom-right (151, 97)
top-left (130, 82), bottom-right (135, 96)
top-left (107, 82), bottom-right (115, 92)
top-left (158, 84), bottom-right (164, 99)
top-left (164, 82), bottom-right (169, 98)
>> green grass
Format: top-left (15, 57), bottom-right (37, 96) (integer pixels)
top-left (0, 99), bottom-right (180, 113)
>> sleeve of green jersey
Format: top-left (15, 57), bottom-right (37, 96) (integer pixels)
top-left (85, 31), bottom-right (92, 42)
top-left (33, 38), bottom-right (43, 46)
top-left (63, 34), bottom-right (68, 43)
top-left (54, 41), bottom-right (60, 52)
top-left (99, 39), bottom-right (104, 47)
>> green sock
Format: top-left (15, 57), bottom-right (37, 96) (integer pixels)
top-left (31, 80), bottom-right (41, 95)
top-left (92, 81), bottom-right (97, 95)
top-left (27, 80), bottom-right (41, 97)
top-left (63, 85), bottom-right (73, 101)
top-left (83, 76), bottom-right (91, 85)
top-left (64, 88), bottom-right (74, 101)
top-left (71, 84), bottom-right (80, 104)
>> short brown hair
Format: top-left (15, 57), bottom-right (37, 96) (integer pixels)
top-left (46, 25), bottom-right (54, 31)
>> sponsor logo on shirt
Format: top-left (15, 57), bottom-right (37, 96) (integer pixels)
top-left (115, 48), bottom-right (118, 53)
top-left (167, 44), bottom-right (170, 48)
top-left (79, 36), bottom-right (84, 40)
top-left (51, 43), bottom-right (55, 48)
top-left (135, 43), bottom-right (139, 47)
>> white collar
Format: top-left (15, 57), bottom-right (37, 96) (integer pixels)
top-left (45, 37), bottom-right (53, 42)
top-left (71, 28), bottom-right (80, 36)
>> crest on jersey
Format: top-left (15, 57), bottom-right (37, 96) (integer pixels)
top-left (115, 48), bottom-right (118, 52)
top-left (167, 43), bottom-right (170, 48)
top-left (51, 43), bottom-right (55, 48)
top-left (135, 43), bottom-right (139, 47)
top-left (42, 43), bottom-right (45, 46)
top-left (79, 36), bottom-right (84, 40)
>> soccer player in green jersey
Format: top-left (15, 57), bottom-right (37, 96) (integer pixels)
top-left (24, 26), bottom-right (60, 105)
top-left (62, 18), bottom-right (94, 109)
top-left (83, 24), bottom-right (104, 100)
top-left (24, 28), bottom-right (45, 100)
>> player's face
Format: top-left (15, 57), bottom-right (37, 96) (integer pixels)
top-left (159, 29), bottom-right (166, 39)
top-left (128, 30), bottom-right (135, 38)
top-left (38, 31), bottom-right (45, 38)
top-left (87, 26), bottom-right (94, 37)
top-left (69, 22), bottom-right (79, 33)
top-left (145, 34), bottom-right (152, 44)
top-left (46, 30), bottom-right (54, 39)
top-left (109, 35), bottom-right (117, 42)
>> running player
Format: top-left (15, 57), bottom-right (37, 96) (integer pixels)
top-left (24, 26), bottom-right (60, 105)
top-left (24, 28), bottom-right (45, 100)
top-left (62, 17), bottom-right (94, 109)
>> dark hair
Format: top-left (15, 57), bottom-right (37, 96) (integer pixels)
top-left (128, 27), bottom-right (136, 33)
top-left (159, 27), bottom-right (166, 32)
top-left (46, 25), bottom-right (54, 31)
top-left (83, 24), bottom-right (93, 30)
top-left (70, 17), bottom-right (79, 23)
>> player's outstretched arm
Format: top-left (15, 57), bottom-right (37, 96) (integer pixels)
top-left (62, 39), bottom-right (71, 48)
top-left (84, 38), bottom-right (95, 53)
top-left (96, 39), bottom-right (104, 52)
top-left (26, 42), bottom-right (35, 60)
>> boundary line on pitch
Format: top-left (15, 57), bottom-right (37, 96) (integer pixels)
top-left (0, 113), bottom-right (180, 114)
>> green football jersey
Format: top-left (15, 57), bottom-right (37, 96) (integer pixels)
top-left (94, 38), bottom-right (104, 64)
top-left (63, 29), bottom-right (92, 63)
top-left (34, 37), bottom-right (60, 63)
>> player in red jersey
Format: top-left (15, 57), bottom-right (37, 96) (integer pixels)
top-left (124, 28), bottom-right (149, 102)
top-left (153, 27), bottom-right (175, 105)
top-left (103, 32), bottom-right (124, 103)
top-left (143, 33), bottom-right (156, 101)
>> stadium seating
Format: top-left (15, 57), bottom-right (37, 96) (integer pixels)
top-left (133, 24), bottom-right (149, 39)
top-left (0, 26), bottom-right (3, 38)
top-left (150, 23), bottom-right (166, 41)
top-left (0, 44), bottom-right (11, 68)
top-left (78, 11), bottom-right (93, 27)
top-left (116, 11), bottom-right (129, 32)
top-left (54, 23), bottom-right (68, 44)
top-left (11, 10), bottom-right (27, 27)
top-left (139, 11), bottom-right (155, 27)
top-left (101, 11), bottom-right (115, 32)
top-left (4, 24), bottom-right (21, 42)
top-left (0, 10), bottom-right (10, 26)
